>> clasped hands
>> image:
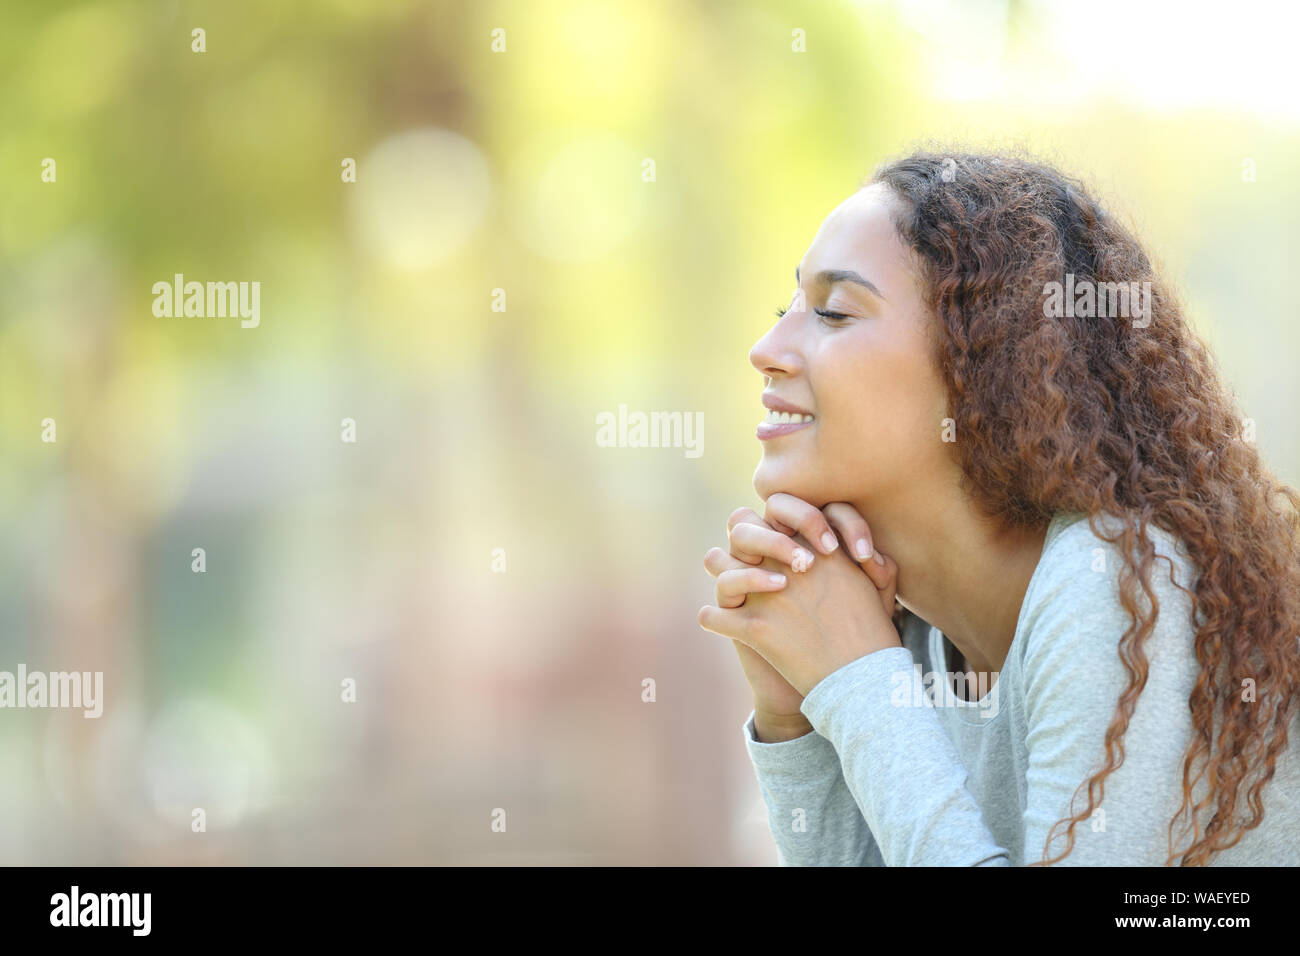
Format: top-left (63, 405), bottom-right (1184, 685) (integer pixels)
top-left (697, 493), bottom-right (903, 702)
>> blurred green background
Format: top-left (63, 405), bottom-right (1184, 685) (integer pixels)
top-left (1, 0), bottom-right (1297, 863)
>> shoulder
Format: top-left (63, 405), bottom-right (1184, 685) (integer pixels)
top-left (1014, 511), bottom-right (1202, 684)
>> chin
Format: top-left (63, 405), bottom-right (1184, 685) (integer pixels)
top-left (752, 460), bottom-right (831, 509)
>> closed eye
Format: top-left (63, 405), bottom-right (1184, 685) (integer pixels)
top-left (774, 305), bottom-right (853, 323)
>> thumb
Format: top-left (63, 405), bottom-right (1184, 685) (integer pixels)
top-left (861, 550), bottom-right (897, 596)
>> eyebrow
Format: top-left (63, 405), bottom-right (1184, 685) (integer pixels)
top-left (796, 267), bottom-right (887, 301)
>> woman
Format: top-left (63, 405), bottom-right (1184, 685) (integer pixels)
top-left (698, 150), bottom-right (1300, 866)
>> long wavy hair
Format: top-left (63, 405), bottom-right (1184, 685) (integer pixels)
top-left (870, 148), bottom-right (1300, 866)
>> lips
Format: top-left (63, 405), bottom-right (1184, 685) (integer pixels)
top-left (761, 393), bottom-right (814, 416)
top-left (758, 393), bottom-right (815, 441)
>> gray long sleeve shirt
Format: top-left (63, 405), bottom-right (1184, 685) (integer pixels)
top-left (743, 510), bottom-right (1300, 865)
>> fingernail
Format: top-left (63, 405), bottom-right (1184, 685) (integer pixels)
top-left (874, 552), bottom-right (886, 566)
top-left (769, 573), bottom-right (786, 585)
top-left (821, 532), bottom-right (838, 552)
top-left (855, 538), bottom-right (872, 560)
top-left (791, 548), bottom-right (814, 572)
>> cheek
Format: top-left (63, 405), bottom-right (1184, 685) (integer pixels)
top-left (821, 348), bottom-right (943, 465)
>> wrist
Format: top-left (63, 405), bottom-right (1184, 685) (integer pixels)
top-left (753, 708), bottom-right (814, 743)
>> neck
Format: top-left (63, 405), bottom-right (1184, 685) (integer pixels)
top-left (849, 488), bottom-right (1049, 677)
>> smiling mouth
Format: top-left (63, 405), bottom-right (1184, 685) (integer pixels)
top-left (763, 409), bottom-right (815, 425)
top-left (756, 411), bottom-right (815, 441)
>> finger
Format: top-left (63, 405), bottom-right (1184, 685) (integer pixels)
top-left (715, 566), bottom-right (787, 608)
top-left (732, 499), bottom-right (797, 537)
top-left (725, 507), bottom-right (777, 564)
top-left (764, 492), bottom-right (838, 554)
top-left (698, 604), bottom-right (752, 643)
top-left (820, 502), bottom-right (897, 595)
top-left (823, 502), bottom-right (875, 563)
top-left (703, 546), bottom-right (750, 579)
top-left (864, 550), bottom-right (898, 604)
top-left (727, 506), bottom-right (772, 536)
top-left (728, 522), bottom-right (816, 572)
top-left (764, 513), bottom-right (797, 536)
top-left (882, 551), bottom-right (898, 600)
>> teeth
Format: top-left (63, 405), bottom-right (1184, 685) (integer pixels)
top-left (764, 409), bottom-right (815, 424)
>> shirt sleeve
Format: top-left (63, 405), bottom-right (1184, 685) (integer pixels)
top-left (799, 528), bottom-right (1204, 866)
top-left (741, 710), bottom-right (885, 866)
top-left (798, 647), bottom-right (1011, 866)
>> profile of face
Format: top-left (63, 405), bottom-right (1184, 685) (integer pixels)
top-left (749, 182), bottom-right (953, 509)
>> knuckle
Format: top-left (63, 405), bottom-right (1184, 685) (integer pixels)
top-left (804, 515), bottom-right (831, 543)
top-left (728, 530), bottom-right (763, 564)
top-left (826, 501), bottom-right (865, 530)
top-left (799, 506), bottom-right (828, 532)
top-left (766, 491), bottom-right (797, 515)
top-left (762, 495), bottom-right (795, 523)
top-left (718, 578), bottom-right (745, 606)
top-left (743, 524), bottom-right (774, 552)
top-left (727, 507), bottom-right (757, 532)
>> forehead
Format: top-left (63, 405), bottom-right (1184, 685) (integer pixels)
top-left (799, 182), bottom-right (913, 289)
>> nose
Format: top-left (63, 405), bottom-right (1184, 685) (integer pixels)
top-left (749, 309), bottom-right (804, 378)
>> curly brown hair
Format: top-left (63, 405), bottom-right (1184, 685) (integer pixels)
top-left (870, 148), bottom-right (1300, 866)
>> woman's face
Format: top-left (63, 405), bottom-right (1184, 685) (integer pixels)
top-left (749, 182), bottom-right (953, 509)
